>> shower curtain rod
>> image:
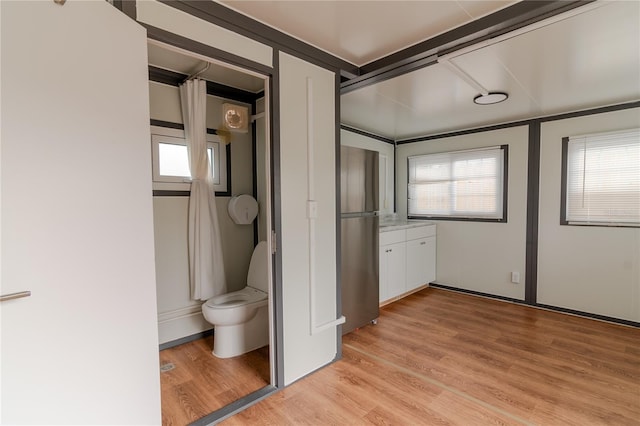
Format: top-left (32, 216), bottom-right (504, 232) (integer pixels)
top-left (183, 62), bottom-right (211, 82)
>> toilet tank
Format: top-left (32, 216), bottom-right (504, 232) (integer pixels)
top-left (247, 241), bottom-right (269, 293)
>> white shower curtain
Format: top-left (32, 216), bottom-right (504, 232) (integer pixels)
top-left (180, 79), bottom-right (227, 301)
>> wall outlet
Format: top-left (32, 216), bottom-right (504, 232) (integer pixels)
top-left (511, 271), bottom-right (520, 284)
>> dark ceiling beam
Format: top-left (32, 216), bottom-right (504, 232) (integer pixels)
top-left (341, 0), bottom-right (594, 94)
top-left (148, 65), bottom-right (262, 104)
top-left (159, 1), bottom-right (361, 79)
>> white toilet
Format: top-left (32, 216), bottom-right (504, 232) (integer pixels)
top-left (202, 241), bottom-right (269, 358)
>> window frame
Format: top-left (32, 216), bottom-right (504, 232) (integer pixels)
top-left (151, 125), bottom-right (231, 196)
top-left (560, 129), bottom-right (640, 228)
top-left (407, 145), bottom-right (509, 223)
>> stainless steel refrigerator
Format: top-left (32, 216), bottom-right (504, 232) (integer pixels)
top-left (340, 145), bottom-right (379, 335)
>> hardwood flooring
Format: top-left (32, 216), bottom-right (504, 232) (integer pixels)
top-left (159, 337), bottom-right (270, 425)
top-left (223, 288), bottom-right (640, 425)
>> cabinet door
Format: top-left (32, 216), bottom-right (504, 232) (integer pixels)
top-left (406, 237), bottom-right (436, 291)
top-left (385, 242), bottom-right (407, 299)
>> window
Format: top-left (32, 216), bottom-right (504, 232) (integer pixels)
top-left (562, 128), bottom-right (640, 227)
top-left (408, 146), bottom-right (507, 221)
top-left (151, 125), bottom-right (229, 194)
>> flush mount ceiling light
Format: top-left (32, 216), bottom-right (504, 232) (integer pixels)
top-left (474, 92), bottom-right (509, 105)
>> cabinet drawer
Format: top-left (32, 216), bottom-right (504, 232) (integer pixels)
top-left (379, 229), bottom-right (406, 246)
top-left (406, 225), bottom-right (436, 241)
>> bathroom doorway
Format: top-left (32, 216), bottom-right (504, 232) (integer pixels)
top-left (146, 40), bottom-right (275, 423)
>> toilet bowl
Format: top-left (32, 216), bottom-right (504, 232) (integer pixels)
top-left (202, 241), bottom-right (269, 358)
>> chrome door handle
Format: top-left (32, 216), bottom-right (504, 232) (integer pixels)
top-left (0, 291), bottom-right (31, 302)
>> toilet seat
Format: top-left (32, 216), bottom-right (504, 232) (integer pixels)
top-left (204, 287), bottom-right (266, 309)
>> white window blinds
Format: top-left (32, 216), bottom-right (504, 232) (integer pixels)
top-left (565, 128), bottom-right (640, 226)
top-left (408, 146), bottom-right (505, 219)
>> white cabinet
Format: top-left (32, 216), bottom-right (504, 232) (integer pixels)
top-left (405, 225), bottom-right (437, 292)
top-left (379, 241), bottom-right (406, 302)
top-left (406, 237), bottom-right (436, 291)
top-left (379, 224), bottom-right (436, 304)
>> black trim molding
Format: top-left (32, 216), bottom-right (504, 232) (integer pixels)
top-left (534, 303), bottom-right (640, 328)
top-left (159, 329), bottom-right (213, 351)
top-left (525, 121), bottom-right (541, 305)
top-left (560, 133), bottom-right (639, 229)
top-left (145, 24), bottom-right (274, 78)
top-left (397, 101), bottom-right (640, 145)
top-left (560, 136), bottom-right (570, 226)
top-left (149, 119), bottom-right (185, 131)
top-left (157, 1), bottom-right (358, 78)
top-left (341, 1), bottom-right (593, 93)
top-left (430, 283), bottom-right (524, 304)
top-left (152, 190), bottom-right (191, 197)
top-left (189, 386), bottom-right (279, 426)
top-left (407, 144), bottom-right (509, 223)
top-left (149, 66), bottom-right (261, 105)
top-left (431, 283), bottom-right (640, 328)
top-left (340, 125), bottom-right (395, 145)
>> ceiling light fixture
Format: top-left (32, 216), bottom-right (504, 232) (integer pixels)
top-left (473, 92), bottom-right (509, 105)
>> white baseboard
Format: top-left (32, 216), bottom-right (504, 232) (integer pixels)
top-left (158, 304), bottom-right (212, 345)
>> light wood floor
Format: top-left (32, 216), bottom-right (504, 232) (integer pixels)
top-left (223, 287), bottom-right (640, 425)
top-left (159, 337), bottom-right (270, 425)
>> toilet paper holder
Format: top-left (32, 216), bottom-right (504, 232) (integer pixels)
top-left (228, 194), bottom-right (258, 225)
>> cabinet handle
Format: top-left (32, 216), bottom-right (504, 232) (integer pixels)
top-left (420, 242), bottom-right (426, 245)
top-left (388, 249), bottom-right (392, 252)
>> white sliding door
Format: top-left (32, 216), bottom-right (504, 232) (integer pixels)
top-left (278, 52), bottom-right (339, 384)
top-left (1, 1), bottom-right (160, 423)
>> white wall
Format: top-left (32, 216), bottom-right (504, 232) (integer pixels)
top-left (396, 126), bottom-right (529, 300)
top-left (279, 52), bottom-right (338, 385)
top-left (149, 82), bottom-right (255, 343)
top-left (538, 108), bottom-right (640, 322)
top-left (341, 129), bottom-right (395, 215)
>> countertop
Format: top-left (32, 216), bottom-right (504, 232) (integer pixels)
top-left (379, 218), bottom-right (435, 232)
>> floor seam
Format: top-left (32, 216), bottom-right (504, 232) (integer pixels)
top-left (343, 342), bottom-right (536, 426)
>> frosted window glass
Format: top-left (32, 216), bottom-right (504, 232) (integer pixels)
top-left (158, 143), bottom-right (190, 177)
top-left (157, 144), bottom-right (215, 180)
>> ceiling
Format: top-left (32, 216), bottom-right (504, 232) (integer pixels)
top-left (220, 0), bottom-right (516, 66)
top-left (219, 0), bottom-right (640, 140)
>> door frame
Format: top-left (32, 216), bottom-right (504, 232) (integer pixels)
top-left (138, 25), bottom-right (285, 426)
